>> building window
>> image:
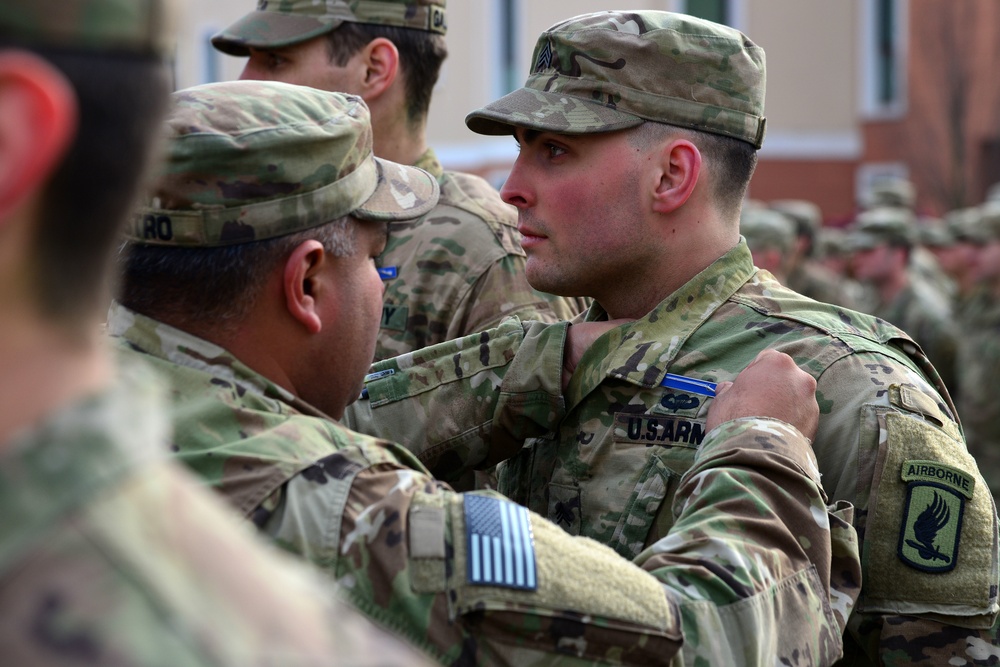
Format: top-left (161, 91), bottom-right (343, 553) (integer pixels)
top-left (201, 26), bottom-right (222, 84)
top-left (493, 0), bottom-right (522, 98)
top-left (685, 0), bottom-right (729, 25)
top-left (861, 0), bottom-right (907, 117)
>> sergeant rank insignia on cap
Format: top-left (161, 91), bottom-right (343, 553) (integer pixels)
top-left (897, 459), bottom-right (973, 573)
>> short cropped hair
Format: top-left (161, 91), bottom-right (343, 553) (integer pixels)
top-left (628, 122), bottom-right (758, 222)
top-left (0, 43), bottom-right (170, 329)
top-left (118, 217), bottom-right (358, 333)
top-left (326, 22), bottom-right (447, 125)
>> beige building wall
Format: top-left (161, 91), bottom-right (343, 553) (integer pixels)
top-left (173, 1), bottom-right (870, 200)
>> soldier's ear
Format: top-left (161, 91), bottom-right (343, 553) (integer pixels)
top-left (357, 37), bottom-right (398, 100)
top-left (650, 139), bottom-right (700, 216)
top-left (283, 240), bottom-right (327, 335)
top-left (0, 51), bottom-right (77, 224)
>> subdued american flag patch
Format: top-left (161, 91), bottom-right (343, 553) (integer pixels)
top-left (464, 495), bottom-right (537, 590)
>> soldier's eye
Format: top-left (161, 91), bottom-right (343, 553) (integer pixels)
top-left (546, 143), bottom-right (567, 158)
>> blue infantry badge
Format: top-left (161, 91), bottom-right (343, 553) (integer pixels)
top-left (464, 495), bottom-right (537, 591)
top-left (377, 266), bottom-right (398, 280)
top-left (898, 460), bottom-right (974, 573)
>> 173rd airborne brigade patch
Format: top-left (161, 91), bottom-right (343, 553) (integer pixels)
top-left (898, 460), bottom-right (974, 572)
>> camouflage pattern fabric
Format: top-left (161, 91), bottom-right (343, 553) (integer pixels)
top-left (465, 11), bottom-right (767, 148)
top-left (957, 289), bottom-right (1000, 504)
top-left (128, 82), bottom-right (439, 247)
top-left (347, 241), bottom-right (1000, 666)
top-left (0, 355), bottom-right (433, 666)
top-left (109, 303), bottom-right (861, 666)
top-left (213, 0), bottom-right (447, 56)
top-left (0, 0), bottom-right (177, 56)
top-left (375, 148), bottom-right (587, 362)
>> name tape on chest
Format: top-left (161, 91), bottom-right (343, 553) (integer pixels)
top-left (614, 413), bottom-right (707, 448)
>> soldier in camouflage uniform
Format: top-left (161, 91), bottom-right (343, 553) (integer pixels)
top-left (847, 207), bottom-right (960, 398)
top-left (956, 201), bottom-right (1000, 504)
top-left (0, 2), bottom-right (433, 665)
top-left (213, 0), bottom-right (588, 366)
top-left (771, 199), bottom-right (862, 310)
top-left (740, 206), bottom-right (795, 284)
top-left (344, 11), bottom-right (1000, 666)
top-left (114, 79), bottom-right (863, 665)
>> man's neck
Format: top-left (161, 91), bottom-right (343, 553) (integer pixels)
top-left (369, 104), bottom-right (427, 166)
top-left (0, 311), bottom-right (111, 446)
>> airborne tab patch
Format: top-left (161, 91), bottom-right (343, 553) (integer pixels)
top-left (465, 495), bottom-right (537, 591)
top-left (898, 460), bottom-right (972, 573)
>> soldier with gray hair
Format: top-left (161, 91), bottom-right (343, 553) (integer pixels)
top-left (345, 10), bottom-right (1000, 666)
top-left (114, 78), bottom-right (862, 666)
top-left (0, 1), bottom-right (435, 664)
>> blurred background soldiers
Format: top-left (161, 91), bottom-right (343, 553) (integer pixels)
top-left (770, 199), bottom-right (861, 309)
top-left (213, 0), bottom-right (587, 366)
top-left (956, 200), bottom-right (1000, 503)
top-left (741, 206), bottom-right (796, 284)
top-left (848, 207), bottom-right (959, 395)
top-left (0, 1), bottom-right (432, 664)
top-left (944, 206), bottom-right (991, 323)
top-left (914, 217), bottom-right (959, 302)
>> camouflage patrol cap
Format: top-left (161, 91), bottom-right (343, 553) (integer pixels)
top-left (979, 201), bottom-right (1000, 240)
top-left (212, 0), bottom-right (447, 57)
top-left (915, 218), bottom-right (955, 248)
top-left (741, 207), bottom-right (795, 252)
top-left (816, 227), bottom-right (849, 260)
top-left (862, 177), bottom-right (916, 211)
top-left (945, 207), bottom-right (988, 245)
top-left (769, 199), bottom-right (822, 236)
top-left (848, 207), bottom-right (915, 251)
top-left (465, 11), bottom-right (767, 148)
top-left (0, 0), bottom-right (178, 56)
top-left (129, 80), bottom-right (439, 247)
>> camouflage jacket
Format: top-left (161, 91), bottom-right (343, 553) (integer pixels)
top-left (110, 303), bottom-right (860, 666)
top-left (348, 241), bottom-right (1000, 666)
top-left (874, 275), bottom-right (960, 399)
top-left (0, 355), bottom-right (430, 666)
top-left (957, 289), bottom-right (1000, 501)
top-left (375, 148), bottom-right (586, 362)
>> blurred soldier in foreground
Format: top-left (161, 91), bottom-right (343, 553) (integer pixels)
top-left (114, 79), bottom-right (861, 666)
top-left (214, 0), bottom-right (587, 365)
top-left (346, 11), bottom-right (1000, 666)
top-left (847, 207), bottom-right (959, 396)
top-left (0, 1), bottom-right (432, 665)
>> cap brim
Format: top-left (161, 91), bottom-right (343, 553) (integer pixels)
top-left (354, 159), bottom-right (439, 222)
top-left (465, 87), bottom-right (644, 136)
top-left (211, 11), bottom-right (341, 56)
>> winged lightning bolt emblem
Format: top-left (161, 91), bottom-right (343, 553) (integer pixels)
top-left (905, 491), bottom-right (952, 563)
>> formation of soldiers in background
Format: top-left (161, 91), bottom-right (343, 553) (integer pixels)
top-left (741, 178), bottom-right (1000, 501)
